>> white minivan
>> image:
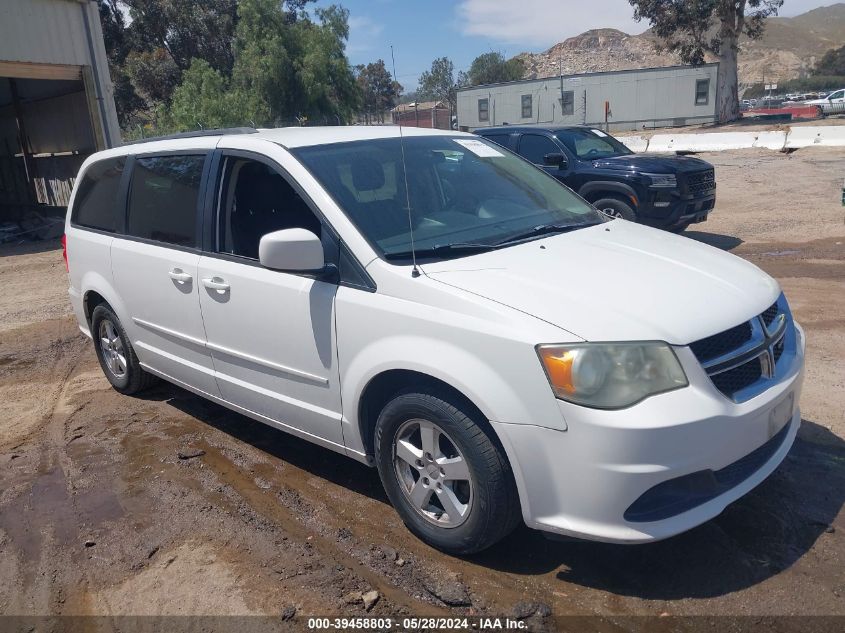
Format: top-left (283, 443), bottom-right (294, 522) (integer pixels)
top-left (64, 126), bottom-right (804, 554)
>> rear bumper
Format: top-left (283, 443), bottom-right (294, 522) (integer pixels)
top-left (493, 322), bottom-right (805, 543)
top-left (68, 285), bottom-right (91, 338)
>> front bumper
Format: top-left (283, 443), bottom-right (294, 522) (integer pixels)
top-left (640, 192), bottom-right (716, 229)
top-left (492, 322), bottom-right (805, 543)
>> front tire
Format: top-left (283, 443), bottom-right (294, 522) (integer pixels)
top-left (593, 196), bottom-right (636, 221)
top-left (91, 305), bottom-right (157, 395)
top-left (374, 389), bottom-right (520, 555)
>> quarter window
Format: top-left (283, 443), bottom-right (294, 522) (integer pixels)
top-left (518, 134), bottom-right (560, 165)
top-left (478, 98), bottom-right (489, 122)
top-left (217, 157), bottom-right (322, 260)
top-left (71, 157), bottom-right (125, 232)
top-left (695, 79), bottom-right (710, 105)
top-left (521, 94), bottom-right (532, 119)
top-left (126, 155), bottom-right (205, 247)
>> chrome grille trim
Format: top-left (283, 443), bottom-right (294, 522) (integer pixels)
top-left (690, 293), bottom-right (796, 402)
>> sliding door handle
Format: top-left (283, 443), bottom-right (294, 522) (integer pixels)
top-left (202, 277), bottom-right (230, 292)
top-left (168, 268), bottom-right (192, 284)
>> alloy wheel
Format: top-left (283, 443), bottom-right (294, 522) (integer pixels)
top-left (392, 418), bottom-right (473, 528)
top-left (99, 319), bottom-right (127, 379)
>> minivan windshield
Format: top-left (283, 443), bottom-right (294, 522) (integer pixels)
top-left (557, 129), bottom-right (633, 160)
top-left (293, 136), bottom-right (602, 262)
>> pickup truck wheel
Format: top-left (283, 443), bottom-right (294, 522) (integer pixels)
top-left (594, 197), bottom-right (636, 221)
top-left (374, 390), bottom-right (520, 555)
top-left (91, 305), bottom-right (158, 395)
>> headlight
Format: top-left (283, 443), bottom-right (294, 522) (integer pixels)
top-left (643, 173), bottom-right (677, 188)
top-left (536, 342), bottom-right (688, 409)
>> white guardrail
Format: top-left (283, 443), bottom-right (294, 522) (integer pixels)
top-left (618, 126), bottom-right (845, 153)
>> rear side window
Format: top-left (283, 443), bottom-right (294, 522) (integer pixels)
top-left (71, 157), bottom-right (126, 231)
top-left (127, 155), bottom-right (205, 247)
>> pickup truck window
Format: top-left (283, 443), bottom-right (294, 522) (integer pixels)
top-left (293, 136), bottom-right (599, 261)
top-left (518, 134), bottom-right (559, 165)
top-left (556, 129), bottom-right (632, 160)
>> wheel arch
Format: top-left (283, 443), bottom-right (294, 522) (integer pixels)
top-left (80, 272), bottom-right (129, 330)
top-left (357, 369), bottom-right (494, 461)
top-left (578, 181), bottom-right (639, 208)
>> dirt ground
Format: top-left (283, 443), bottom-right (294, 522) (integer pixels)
top-left (1, 146), bottom-right (843, 627)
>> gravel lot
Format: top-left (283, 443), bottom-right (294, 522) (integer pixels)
top-left (0, 146), bottom-right (843, 624)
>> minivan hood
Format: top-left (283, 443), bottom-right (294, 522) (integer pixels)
top-left (591, 153), bottom-right (712, 174)
top-left (422, 221), bottom-right (779, 344)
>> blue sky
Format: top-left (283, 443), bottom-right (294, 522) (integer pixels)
top-left (315, 0), bottom-right (835, 90)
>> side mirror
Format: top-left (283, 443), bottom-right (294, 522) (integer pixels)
top-left (543, 152), bottom-right (567, 168)
top-left (259, 228), bottom-right (325, 272)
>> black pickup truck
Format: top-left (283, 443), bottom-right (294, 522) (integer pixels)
top-left (475, 126), bottom-right (716, 232)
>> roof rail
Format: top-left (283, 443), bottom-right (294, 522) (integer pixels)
top-left (121, 127), bottom-right (259, 146)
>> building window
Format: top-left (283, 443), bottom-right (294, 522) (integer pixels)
top-left (521, 94), bottom-right (532, 119)
top-left (695, 79), bottom-right (710, 105)
top-left (559, 90), bottom-right (574, 116)
top-left (478, 98), bottom-right (489, 122)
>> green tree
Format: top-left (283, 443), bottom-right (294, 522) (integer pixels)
top-left (629, 0), bottom-right (783, 123)
top-left (356, 60), bottom-right (401, 124)
top-left (96, 0), bottom-right (144, 127)
top-left (464, 52), bottom-right (524, 87)
top-left (166, 59), bottom-right (268, 130)
top-left (418, 57), bottom-right (458, 115)
top-left (232, 0), bottom-right (357, 124)
top-left (162, 0), bottom-right (357, 130)
top-left (813, 45), bottom-right (845, 77)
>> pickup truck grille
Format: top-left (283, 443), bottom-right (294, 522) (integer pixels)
top-left (690, 294), bottom-right (795, 402)
top-left (686, 169), bottom-right (715, 195)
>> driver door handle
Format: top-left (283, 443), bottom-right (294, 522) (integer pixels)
top-left (202, 277), bottom-right (230, 292)
top-left (168, 268), bottom-right (192, 284)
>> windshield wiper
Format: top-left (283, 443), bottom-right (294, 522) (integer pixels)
top-left (384, 242), bottom-right (497, 261)
top-left (494, 221), bottom-right (602, 246)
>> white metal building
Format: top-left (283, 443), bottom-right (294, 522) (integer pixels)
top-left (0, 0), bottom-right (120, 222)
top-left (457, 64), bottom-right (719, 133)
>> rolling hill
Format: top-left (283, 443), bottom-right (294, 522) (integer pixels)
top-left (516, 3), bottom-right (845, 87)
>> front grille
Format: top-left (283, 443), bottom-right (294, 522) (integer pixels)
top-left (689, 322), bottom-right (752, 363)
top-left (773, 336), bottom-right (785, 362)
top-left (687, 169), bottom-right (715, 195)
top-left (710, 359), bottom-right (763, 395)
top-left (690, 294), bottom-right (793, 402)
top-left (762, 301), bottom-right (778, 327)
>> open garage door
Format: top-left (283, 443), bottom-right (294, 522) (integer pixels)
top-left (0, 61), bottom-right (107, 240)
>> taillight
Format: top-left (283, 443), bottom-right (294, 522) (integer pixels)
top-left (61, 234), bottom-right (69, 272)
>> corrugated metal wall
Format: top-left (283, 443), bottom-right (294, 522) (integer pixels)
top-left (0, 0), bottom-right (122, 216)
top-left (457, 64), bottom-right (719, 132)
top-left (0, 0), bottom-right (121, 147)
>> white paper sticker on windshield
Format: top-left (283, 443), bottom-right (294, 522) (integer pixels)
top-left (453, 139), bottom-right (505, 157)
top-left (591, 129), bottom-right (609, 137)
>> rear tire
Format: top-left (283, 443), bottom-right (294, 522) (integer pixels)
top-left (593, 196), bottom-right (636, 221)
top-left (91, 305), bottom-right (158, 395)
top-left (374, 389), bottom-right (521, 555)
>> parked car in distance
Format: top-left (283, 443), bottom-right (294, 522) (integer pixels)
top-left (805, 88), bottom-right (845, 114)
top-left (65, 126), bottom-right (804, 554)
top-left (476, 125), bottom-right (715, 232)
